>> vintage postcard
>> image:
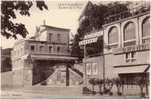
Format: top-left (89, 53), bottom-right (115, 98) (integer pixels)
top-left (0, 0), bottom-right (150, 99)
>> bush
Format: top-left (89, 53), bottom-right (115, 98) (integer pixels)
top-left (117, 92), bottom-right (122, 96)
top-left (89, 78), bottom-right (97, 94)
top-left (103, 79), bottom-right (113, 95)
top-left (82, 87), bottom-right (92, 94)
top-left (141, 92), bottom-right (145, 97)
top-left (96, 79), bottom-right (104, 95)
top-left (113, 77), bottom-right (123, 96)
top-left (109, 92), bottom-right (113, 96)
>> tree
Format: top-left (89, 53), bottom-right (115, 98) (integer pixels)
top-left (71, 1), bottom-right (131, 58)
top-left (89, 78), bottom-right (97, 94)
top-left (71, 33), bottom-right (84, 58)
top-left (96, 79), bottom-right (104, 95)
top-left (103, 79), bottom-right (113, 95)
top-left (136, 76), bottom-right (147, 97)
top-left (1, 1), bottom-right (48, 39)
top-left (113, 78), bottom-right (123, 96)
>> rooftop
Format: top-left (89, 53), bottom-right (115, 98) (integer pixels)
top-left (104, 4), bottom-right (150, 25)
top-left (41, 25), bottom-right (70, 31)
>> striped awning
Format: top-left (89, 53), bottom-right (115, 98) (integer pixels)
top-left (79, 31), bottom-right (103, 46)
top-left (79, 37), bottom-right (98, 46)
top-left (115, 65), bottom-right (149, 74)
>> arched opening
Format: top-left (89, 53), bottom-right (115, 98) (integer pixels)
top-left (123, 22), bottom-right (136, 47)
top-left (142, 17), bottom-right (150, 44)
top-left (108, 26), bottom-right (118, 48)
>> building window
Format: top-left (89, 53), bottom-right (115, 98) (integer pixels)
top-left (123, 22), bottom-right (136, 47)
top-left (57, 34), bottom-right (61, 42)
top-left (125, 53), bottom-right (131, 62)
top-left (39, 46), bottom-right (44, 52)
top-left (125, 52), bottom-right (136, 62)
top-left (49, 33), bottom-right (52, 42)
top-left (108, 26), bottom-right (118, 48)
top-left (49, 46), bottom-right (52, 53)
top-left (92, 63), bottom-right (98, 75)
top-left (142, 17), bottom-right (150, 44)
top-left (57, 46), bottom-right (60, 52)
top-left (86, 63), bottom-right (91, 75)
top-left (30, 45), bottom-right (35, 51)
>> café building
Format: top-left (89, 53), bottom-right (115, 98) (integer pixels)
top-left (79, 3), bottom-right (150, 95)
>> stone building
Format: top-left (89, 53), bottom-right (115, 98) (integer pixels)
top-left (1, 48), bottom-right (12, 72)
top-left (79, 2), bottom-right (150, 95)
top-left (11, 24), bottom-right (81, 87)
top-left (1, 48), bottom-right (13, 89)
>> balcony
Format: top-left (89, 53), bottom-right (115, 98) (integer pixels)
top-left (104, 5), bottom-right (150, 24)
top-left (26, 40), bottom-right (71, 56)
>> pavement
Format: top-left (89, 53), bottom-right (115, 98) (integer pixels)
top-left (1, 85), bottom-right (149, 99)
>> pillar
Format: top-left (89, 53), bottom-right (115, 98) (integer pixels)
top-left (23, 58), bottom-right (33, 87)
top-left (66, 64), bottom-right (70, 86)
top-left (83, 45), bottom-right (87, 86)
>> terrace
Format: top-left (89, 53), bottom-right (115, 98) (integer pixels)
top-left (26, 39), bottom-right (71, 57)
top-left (104, 4), bottom-right (150, 24)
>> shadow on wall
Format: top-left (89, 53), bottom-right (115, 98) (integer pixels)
top-left (32, 67), bottom-right (55, 85)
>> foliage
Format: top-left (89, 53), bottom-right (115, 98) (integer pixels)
top-left (1, 1), bottom-right (48, 39)
top-left (82, 87), bottom-right (92, 94)
top-left (103, 79), bottom-right (113, 95)
top-left (71, 1), bottom-right (131, 58)
top-left (89, 78), bottom-right (97, 94)
top-left (84, 76), bottom-right (149, 96)
top-left (136, 76), bottom-right (148, 97)
top-left (113, 77), bottom-right (123, 96)
top-left (71, 33), bottom-right (83, 58)
top-left (96, 79), bottom-right (104, 95)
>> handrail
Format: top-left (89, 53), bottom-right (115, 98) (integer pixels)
top-left (69, 67), bottom-right (83, 77)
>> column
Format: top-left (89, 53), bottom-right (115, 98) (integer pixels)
top-left (66, 65), bottom-right (69, 86)
top-left (134, 18), bottom-right (139, 45)
top-left (83, 45), bottom-right (88, 86)
top-left (23, 58), bottom-right (33, 87)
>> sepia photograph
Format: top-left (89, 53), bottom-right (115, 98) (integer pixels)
top-left (0, 0), bottom-right (150, 99)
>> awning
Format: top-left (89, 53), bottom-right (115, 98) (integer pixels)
top-left (79, 37), bottom-right (98, 46)
top-left (115, 65), bottom-right (149, 74)
top-left (79, 31), bottom-right (103, 46)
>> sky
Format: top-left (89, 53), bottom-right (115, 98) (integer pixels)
top-left (0, 0), bottom-right (148, 49)
top-left (1, 1), bottom-right (86, 49)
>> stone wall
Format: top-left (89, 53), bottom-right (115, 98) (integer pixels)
top-left (1, 71), bottom-right (13, 89)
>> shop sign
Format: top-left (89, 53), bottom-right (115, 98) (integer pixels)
top-left (113, 44), bottom-right (150, 54)
top-left (84, 31), bottom-right (103, 39)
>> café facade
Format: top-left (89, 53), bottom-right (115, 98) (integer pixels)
top-left (79, 4), bottom-right (150, 95)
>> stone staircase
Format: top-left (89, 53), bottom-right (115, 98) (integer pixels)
top-left (35, 66), bottom-right (83, 86)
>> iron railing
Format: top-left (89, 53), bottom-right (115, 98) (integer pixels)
top-left (104, 5), bottom-right (150, 24)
